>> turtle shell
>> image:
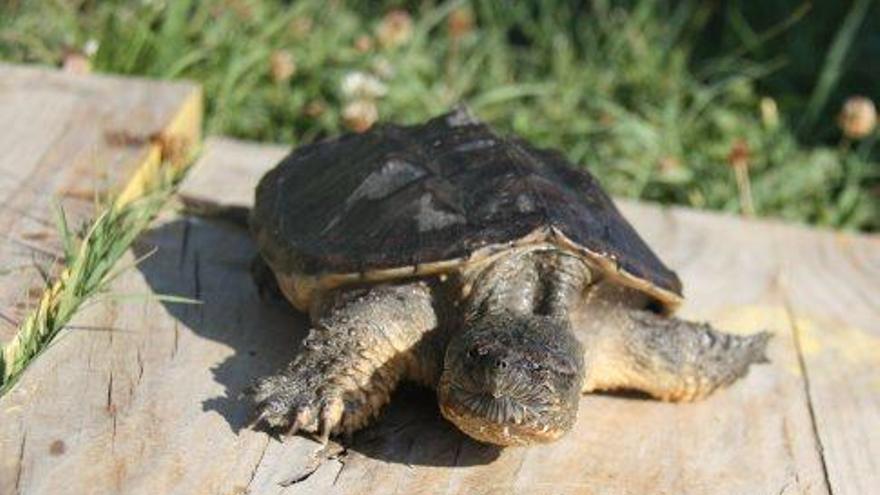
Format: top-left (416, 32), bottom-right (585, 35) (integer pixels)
top-left (251, 108), bottom-right (683, 311)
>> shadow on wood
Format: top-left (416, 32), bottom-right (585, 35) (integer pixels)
top-left (7, 137), bottom-right (875, 494)
top-left (132, 216), bottom-right (501, 468)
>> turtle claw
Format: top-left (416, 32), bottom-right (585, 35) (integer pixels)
top-left (246, 367), bottom-right (349, 442)
top-left (249, 408), bottom-right (272, 429)
top-left (285, 408), bottom-right (312, 438)
top-left (285, 418), bottom-right (302, 438)
top-left (317, 428), bottom-right (331, 445)
top-left (318, 396), bottom-right (344, 442)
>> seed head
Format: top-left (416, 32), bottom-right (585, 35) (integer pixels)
top-left (448, 7), bottom-right (475, 39)
top-left (376, 10), bottom-right (413, 49)
top-left (727, 139), bottom-right (750, 169)
top-left (658, 156), bottom-right (682, 175)
top-left (269, 50), bottom-right (296, 83)
top-left (303, 101), bottom-right (326, 118)
top-left (290, 16), bottom-right (313, 39)
top-left (838, 96), bottom-right (877, 139)
top-left (62, 51), bottom-right (91, 75)
top-left (343, 99), bottom-right (378, 133)
top-left (354, 35), bottom-right (373, 53)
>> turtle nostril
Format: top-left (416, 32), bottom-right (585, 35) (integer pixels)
top-left (494, 358), bottom-right (508, 370)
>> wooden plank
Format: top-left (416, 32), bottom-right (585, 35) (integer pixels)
top-left (2, 137), bottom-right (877, 494)
top-left (623, 206), bottom-right (880, 495)
top-left (0, 63), bottom-right (201, 343)
top-left (187, 139), bottom-right (878, 494)
top-left (772, 228), bottom-right (880, 494)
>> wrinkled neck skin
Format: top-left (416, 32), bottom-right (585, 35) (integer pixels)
top-left (438, 245), bottom-right (588, 446)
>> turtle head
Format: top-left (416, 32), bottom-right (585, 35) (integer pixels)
top-left (438, 312), bottom-right (584, 446)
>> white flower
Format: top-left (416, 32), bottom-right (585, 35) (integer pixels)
top-left (83, 39), bottom-right (99, 57)
top-left (340, 71), bottom-right (387, 100)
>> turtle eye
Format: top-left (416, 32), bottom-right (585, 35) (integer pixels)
top-left (467, 348), bottom-right (480, 359)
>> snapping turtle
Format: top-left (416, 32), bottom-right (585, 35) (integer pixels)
top-left (247, 108), bottom-right (769, 446)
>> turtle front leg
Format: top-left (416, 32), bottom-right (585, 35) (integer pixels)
top-left (584, 309), bottom-right (771, 401)
top-left (248, 281), bottom-right (440, 440)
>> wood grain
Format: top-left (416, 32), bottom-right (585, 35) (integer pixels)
top-left (1, 137), bottom-right (876, 494)
top-left (0, 63), bottom-right (201, 343)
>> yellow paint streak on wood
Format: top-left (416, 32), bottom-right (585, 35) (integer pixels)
top-left (707, 305), bottom-right (789, 334)
top-left (793, 314), bottom-right (880, 366)
top-left (1, 87), bottom-right (202, 382)
top-left (115, 87), bottom-right (203, 207)
top-left (703, 304), bottom-right (880, 379)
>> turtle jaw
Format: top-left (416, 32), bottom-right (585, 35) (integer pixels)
top-left (438, 378), bottom-right (574, 446)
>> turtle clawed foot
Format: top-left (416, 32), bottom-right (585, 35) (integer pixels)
top-left (245, 374), bottom-right (345, 443)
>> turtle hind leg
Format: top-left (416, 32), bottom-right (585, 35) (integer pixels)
top-left (247, 281), bottom-right (441, 440)
top-left (584, 309), bottom-right (771, 401)
top-left (250, 255), bottom-right (286, 303)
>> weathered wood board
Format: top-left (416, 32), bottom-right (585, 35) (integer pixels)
top-left (0, 63), bottom-right (201, 343)
top-left (1, 137), bottom-right (877, 495)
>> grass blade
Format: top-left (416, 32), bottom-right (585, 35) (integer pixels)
top-left (799, 0), bottom-right (872, 134)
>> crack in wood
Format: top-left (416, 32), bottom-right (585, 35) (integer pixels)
top-left (279, 442), bottom-right (347, 487)
top-left (106, 371), bottom-right (113, 410)
top-left (331, 455), bottom-right (347, 486)
top-left (778, 416), bottom-right (802, 495)
top-left (171, 321), bottom-right (180, 360)
top-left (178, 218), bottom-right (191, 270)
top-left (782, 296), bottom-right (833, 495)
top-left (106, 369), bottom-right (118, 451)
top-left (136, 347), bottom-right (144, 384)
top-left (245, 438), bottom-right (270, 490)
top-left (192, 250), bottom-right (202, 302)
top-left (14, 429), bottom-right (26, 494)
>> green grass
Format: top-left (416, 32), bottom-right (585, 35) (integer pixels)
top-left (0, 164), bottom-right (193, 394)
top-left (0, 1), bottom-right (877, 233)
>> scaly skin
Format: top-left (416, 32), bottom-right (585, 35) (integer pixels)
top-left (248, 282), bottom-right (440, 439)
top-left (249, 248), bottom-right (770, 446)
top-left (438, 249), bottom-right (770, 445)
top-left (581, 304), bottom-right (771, 401)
